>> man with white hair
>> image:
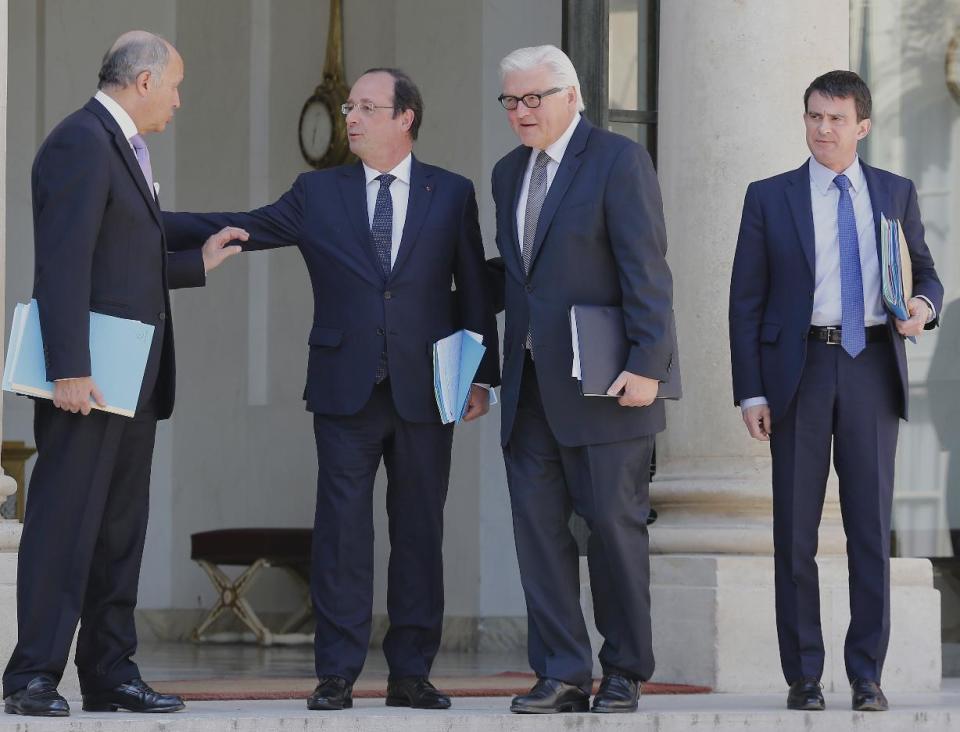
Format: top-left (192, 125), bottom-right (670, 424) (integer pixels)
top-left (489, 45), bottom-right (674, 714)
top-left (2, 31), bottom-right (243, 717)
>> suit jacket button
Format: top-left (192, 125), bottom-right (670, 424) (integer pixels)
top-left (384, 291), bottom-right (392, 300)
top-left (525, 284), bottom-right (533, 293)
top-left (377, 328), bottom-right (384, 336)
top-left (158, 312), bottom-right (166, 321)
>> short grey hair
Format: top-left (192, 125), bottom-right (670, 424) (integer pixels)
top-left (498, 45), bottom-right (585, 113)
top-left (97, 32), bottom-right (170, 90)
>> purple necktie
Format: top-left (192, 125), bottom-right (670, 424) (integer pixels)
top-left (129, 134), bottom-right (153, 188)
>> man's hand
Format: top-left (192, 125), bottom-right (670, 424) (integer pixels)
top-left (742, 404), bottom-right (773, 441)
top-left (462, 384), bottom-right (491, 422)
top-left (53, 377), bottom-right (105, 416)
top-left (895, 297), bottom-right (931, 338)
top-left (202, 226), bottom-right (249, 273)
top-left (607, 370), bottom-right (658, 407)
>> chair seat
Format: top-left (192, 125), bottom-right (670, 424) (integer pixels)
top-left (190, 528), bottom-right (312, 567)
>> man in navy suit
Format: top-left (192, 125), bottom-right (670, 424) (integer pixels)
top-left (164, 68), bottom-right (499, 712)
top-left (729, 70), bottom-right (943, 712)
top-left (3, 31), bottom-right (244, 717)
top-left (488, 45), bottom-right (674, 715)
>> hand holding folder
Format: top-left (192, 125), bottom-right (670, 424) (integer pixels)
top-left (880, 214), bottom-right (917, 343)
top-left (432, 330), bottom-right (489, 424)
top-left (570, 304), bottom-right (681, 400)
top-left (3, 300), bottom-right (155, 418)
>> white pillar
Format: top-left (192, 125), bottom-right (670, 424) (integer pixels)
top-left (649, 0), bottom-right (940, 693)
top-left (0, 0), bottom-right (25, 681)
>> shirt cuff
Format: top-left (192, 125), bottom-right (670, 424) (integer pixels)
top-left (915, 295), bottom-right (936, 323)
top-left (472, 383), bottom-right (498, 406)
top-left (740, 396), bottom-right (768, 412)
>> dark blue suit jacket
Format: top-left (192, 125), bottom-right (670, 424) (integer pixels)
top-left (490, 117), bottom-right (674, 447)
top-left (164, 157), bottom-right (499, 423)
top-left (729, 159), bottom-right (944, 422)
top-left (32, 99), bottom-right (206, 420)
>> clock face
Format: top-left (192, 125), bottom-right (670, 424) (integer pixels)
top-left (299, 97), bottom-right (333, 165)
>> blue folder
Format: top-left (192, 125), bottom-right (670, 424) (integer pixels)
top-left (2, 300), bottom-right (155, 418)
top-left (432, 330), bottom-right (487, 424)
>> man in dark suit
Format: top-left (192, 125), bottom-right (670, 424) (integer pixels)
top-left (2, 31), bottom-right (244, 717)
top-left (488, 45), bottom-right (674, 715)
top-left (729, 70), bottom-right (943, 713)
top-left (163, 68), bottom-right (499, 712)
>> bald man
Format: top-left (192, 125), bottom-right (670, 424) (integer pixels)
top-left (2, 32), bottom-right (243, 717)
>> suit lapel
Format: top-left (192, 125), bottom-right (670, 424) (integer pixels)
top-left (85, 99), bottom-right (163, 228)
top-left (337, 161), bottom-right (385, 282)
top-left (859, 159), bottom-right (888, 266)
top-left (784, 161), bottom-right (816, 278)
top-left (390, 156), bottom-right (433, 278)
top-left (526, 116), bottom-right (591, 271)
top-left (500, 146), bottom-right (528, 278)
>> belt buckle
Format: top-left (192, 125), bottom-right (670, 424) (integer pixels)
top-left (823, 326), bottom-right (841, 345)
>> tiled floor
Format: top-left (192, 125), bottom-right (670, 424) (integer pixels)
top-left (137, 641), bottom-right (530, 682)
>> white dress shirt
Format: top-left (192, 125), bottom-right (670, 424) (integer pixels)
top-left (515, 113), bottom-right (581, 249)
top-left (809, 155), bottom-right (886, 328)
top-left (363, 153), bottom-right (412, 267)
top-left (93, 90), bottom-right (149, 175)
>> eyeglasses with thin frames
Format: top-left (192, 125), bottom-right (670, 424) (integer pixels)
top-left (341, 102), bottom-right (394, 116)
top-left (497, 87), bottom-right (563, 111)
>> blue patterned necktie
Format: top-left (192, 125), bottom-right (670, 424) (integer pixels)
top-left (834, 174), bottom-right (865, 358)
top-left (370, 173), bottom-right (395, 278)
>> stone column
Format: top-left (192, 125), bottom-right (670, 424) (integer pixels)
top-left (647, 0), bottom-right (940, 692)
top-left (0, 0), bottom-right (24, 681)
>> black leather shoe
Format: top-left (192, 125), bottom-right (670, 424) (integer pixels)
top-left (386, 677), bottom-right (451, 709)
top-left (82, 678), bottom-right (184, 713)
top-left (787, 678), bottom-right (825, 711)
top-left (591, 673), bottom-right (639, 713)
top-left (307, 675), bottom-right (353, 711)
top-left (851, 679), bottom-right (888, 712)
top-left (3, 675), bottom-right (70, 717)
top-left (509, 677), bottom-right (590, 714)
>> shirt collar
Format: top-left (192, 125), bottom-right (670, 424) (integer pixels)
top-left (94, 90), bottom-right (139, 143)
top-left (363, 152), bottom-right (413, 187)
top-left (536, 112), bottom-right (581, 165)
top-left (809, 154), bottom-right (863, 196)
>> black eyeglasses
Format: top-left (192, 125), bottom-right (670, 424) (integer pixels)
top-left (497, 87), bottom-right (563, 111)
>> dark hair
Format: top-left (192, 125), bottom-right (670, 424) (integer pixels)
top-left (361, 67), bottom-right (424, 140)
top-left (803, 70), bottom-right (872, 122)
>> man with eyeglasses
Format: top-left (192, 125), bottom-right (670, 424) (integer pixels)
top-left (487, 45), bottom-right (674, 714)
top-left (163, 68), bottom-right (499, 712)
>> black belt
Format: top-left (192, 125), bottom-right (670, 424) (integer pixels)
top-left (808, 324), bottom-right (889, 345)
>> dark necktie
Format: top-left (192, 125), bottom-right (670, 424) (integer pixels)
top-left (371, 173), bottom-right (396, 278)
top-left (371, 173), bottom-right (396, 382)
top-left (834, 174), bottom-right (866, 358)
top-left (522, 151), bottom-right (550, 351)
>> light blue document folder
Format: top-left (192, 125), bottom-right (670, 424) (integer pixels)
top-left (3, 300), bottom-right (155, 418)
top-left (880, 215), bottom-right (916, 343)
top-left (432, 330), bottom-right (487, 424)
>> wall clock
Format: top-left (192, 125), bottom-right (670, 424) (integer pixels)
top-left (299, 0), bottom-right (354, 169)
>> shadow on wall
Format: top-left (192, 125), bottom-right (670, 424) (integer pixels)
top-left (928, 297), bottom-right (960, 556)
